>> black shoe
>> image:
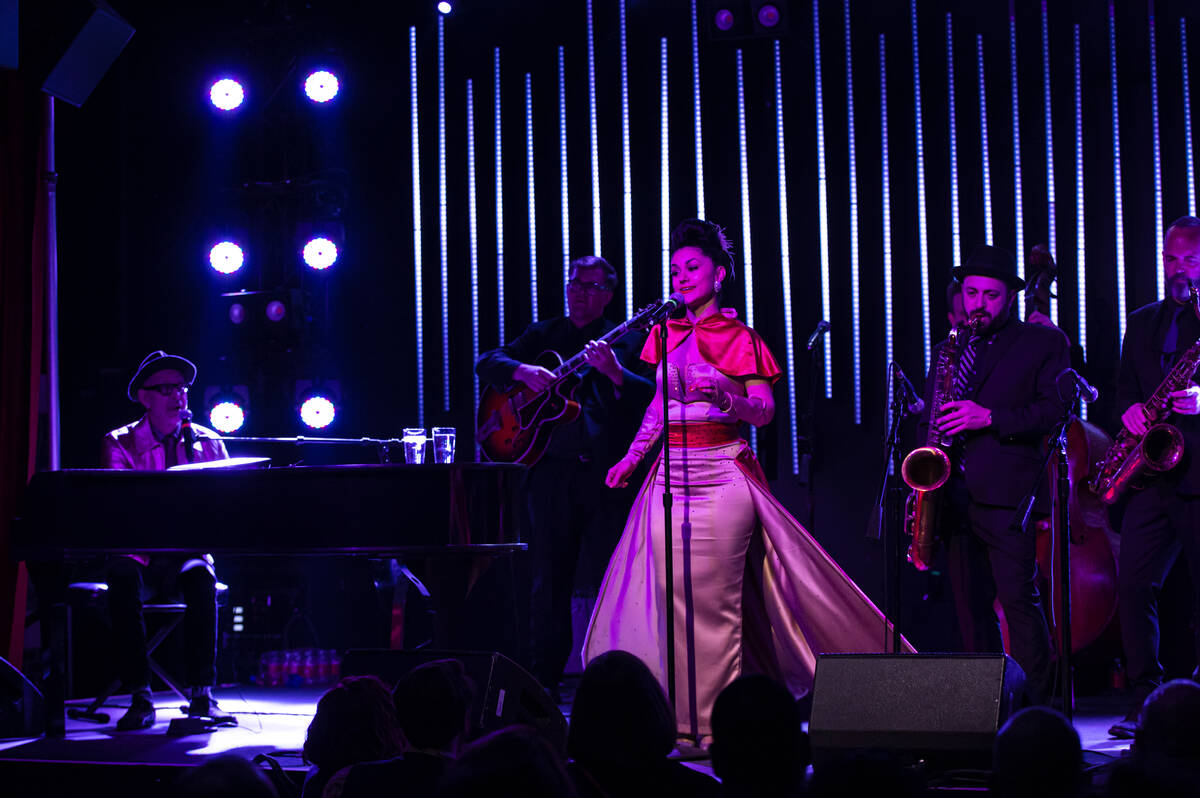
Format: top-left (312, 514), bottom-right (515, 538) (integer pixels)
top-left (1108, 717), bottom-right (1139, 739)
top-left (115, 694), bottom-right (156, 731)
top-left (186, 695), bottom-right (237, 726)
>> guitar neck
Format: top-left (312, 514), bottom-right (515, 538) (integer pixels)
top-left (551, 317), bottom-right (639, 379)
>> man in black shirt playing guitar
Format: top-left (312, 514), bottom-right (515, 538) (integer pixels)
top-left (476, 255), bottom-right (654, 696)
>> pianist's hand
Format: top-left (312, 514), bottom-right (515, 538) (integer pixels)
top-left (514, 363), bottom-right (556, 393)
top-left (605, 454), bottom-right (640, 489)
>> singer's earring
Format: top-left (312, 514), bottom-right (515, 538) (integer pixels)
top-left (714, 280), bottom-right (722, 293)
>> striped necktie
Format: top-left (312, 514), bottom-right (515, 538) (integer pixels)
top-left (953, 336), bottom-right (979, 400)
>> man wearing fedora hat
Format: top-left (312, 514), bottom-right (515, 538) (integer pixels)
top-left (101, 350), bottom-right (233, 730)
top-left (918, 244), bottom-right (1071, 706)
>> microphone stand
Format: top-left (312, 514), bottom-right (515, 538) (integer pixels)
top-left (657, 318), bottom-right (680, 734)
top-left (871, 364), bottom-right (915, 653)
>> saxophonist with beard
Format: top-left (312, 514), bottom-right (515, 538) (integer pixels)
top-left (915, 245), bottom-right (1070, 706)
top-left (1107, 216), bottom-right (1200, 739)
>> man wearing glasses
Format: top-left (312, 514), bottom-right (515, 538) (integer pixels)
top-left (477, 256), bottom-right (653, 698)
top-left (100, 351), bottom-right (232, 730)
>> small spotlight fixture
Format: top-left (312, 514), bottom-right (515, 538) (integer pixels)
top-left (265, 299), bottom-right (287, 322)
top-left (714, 8), bottom-right (736, 31)
top-left (209, 400), bottom-right (246, 434)
top-left (303, 70), bottom-right (340, 103)
top-left (209, 241), bottom-right (245, 275)
top-left (437, 1), bottom-right (452, 14)
top-left (228, 302), bottom-right (246, 324)
top-left (299, 394), bottom-right (337, 430)
top-left (757, 3), bottom-right (781, 28)
top-left (209, 78), bottom-right (245, 111)
top-left (302, 237), bottom-right (339, 270)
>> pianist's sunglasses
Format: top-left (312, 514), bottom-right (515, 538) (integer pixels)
top-left (142, 382), bottom-right (191, 397)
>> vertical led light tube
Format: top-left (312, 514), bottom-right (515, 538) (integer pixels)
top-left (813, 0), bottom-right (834, 397)
top-left (881, 35), bottom-right (894, 387)
top-left (911, 0), bottom-right (932, 373)
top-left (978, 35), bottom-right (993, 243)
top-left (1011, 6), bottom-right (1025, 289)
top-left (692, 0), bottom-right (706, 218)
top-left (946, 13), bottom-right (962, 265)
top-left (410, 27), bottom-right (425, 428)
top-left (1184, 20), bottom-right (1197, 216)
top-left (775, 41), bottom-right (800, 475)
top-left (619, 0), bottom-right (633, 317)
top-left (438, 16), bottom-right (450, 412)
top-left (1149, 4), bottom-right (1164, 299)
top-left (587, 0), bottom-right (601, 254)
top-left (494, 48), bottom-right (505, 344)
top-left (1041, 0), bottom-right (1058, 324)
top-left (526, 73), bottom-right (538, 322)
top-left (559, 47), bottom-right (570, 314)
top-left (1110, 1), bottom-right (1127, 345)
top-left (661, 38), bottom-right (671, 298)
top-left (467, 80), bottom-right (481, 455)
top-left (736, 49), bottom-right (757, 452)
top-left (846, 0), bottom-right (862, 424)
top-left (1074, 24), bottom-right (1088, 419)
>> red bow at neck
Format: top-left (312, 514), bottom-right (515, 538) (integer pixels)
top-left (640, 308), bottom-right (782, 385)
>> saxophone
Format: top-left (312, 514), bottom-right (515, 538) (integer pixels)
top-left (901, 314), bottom-right (986, 571)
top-left (1090, 280), bottom-right (1200, 504)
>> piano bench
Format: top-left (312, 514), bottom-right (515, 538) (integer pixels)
top-left (64, 581), bottom-right (228, 725)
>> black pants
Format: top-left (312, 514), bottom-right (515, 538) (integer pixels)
top-left (107, 556), bottom-right (217, 690)
top-left (1118, 482), bottom-right (1200, 690)
top-left (524, 456), bottom-right (629, 688)
top-left (944, 475), bottom-right (1054, 705)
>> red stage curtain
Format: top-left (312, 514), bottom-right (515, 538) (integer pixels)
top-left (0, 72), bottom-right (46, 667)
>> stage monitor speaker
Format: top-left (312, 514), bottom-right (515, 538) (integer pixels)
top-left (0, 655), bottom-right (44, 738)
top-left (341, 649), bottom-right (567, 753)
top-left (19, 0), bottom-right (133, 107)
top-left (808, 653), bottom-right (1025, 770)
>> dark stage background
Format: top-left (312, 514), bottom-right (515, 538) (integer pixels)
top-left (36, 0), bottom-right (1200, 676)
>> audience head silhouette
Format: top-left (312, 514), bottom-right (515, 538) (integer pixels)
top-left (440, 725), bottom-right (577, 798)
top-left (991, 706), bottom-right (1082, 798)
top-left (303, 675), bottom-right (406, 779)
top-left (392, 658), bottom-right (475, 754)
top-left (567, 650), bottom-right (675, 769)
top-left (710, 674), bottom-right (808, 797)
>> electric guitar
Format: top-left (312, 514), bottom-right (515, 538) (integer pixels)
top-left (476, 301), bottom-right (665, 465)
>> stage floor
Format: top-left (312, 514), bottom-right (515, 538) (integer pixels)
top-left (0, 685), bottom-right (1135, 790)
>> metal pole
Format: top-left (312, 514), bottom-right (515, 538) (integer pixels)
top-left (45, 95), bottom-right (61, 471)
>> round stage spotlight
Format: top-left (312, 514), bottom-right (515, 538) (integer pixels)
top-left (437, 2), bottom-right (452, 13)
top-left (302, 237), bottom-right (339, 270)
top-left (299, 394), bottom-right (337, 430)
top-left (209, 78), bottom-right (245, 111)
top-left (303, 70), bottom-right (340, 103)
top-left (209, 241), bottom-right (245, 275)
top-left (209, 400), bottom-right (246, 434)
top-left (265, 299), bottom-right (287, 322)
top-left (757, 3), bottom-right (781, 28)
top-left (229, 302), bottom-right (246, 324)
top-left (714, 8), bottom-right (736, 31)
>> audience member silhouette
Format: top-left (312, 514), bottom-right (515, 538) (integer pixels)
top-left (566, 650), bottom-right (720, 798)
top-left (300, 675), bottom-right (406, 798)
top-left (333, 659), bottom-right (475, 798)
top-left (991, 706), bottom-right (1083, 798)
top-left (710, 674), bottom-right (808, 797)
top-left (439, 725), bottom-right (578, 798)
top-left (178, 754), bottom-right (279, 798)
top-left (1106, 679), bottom-right (1200, 798)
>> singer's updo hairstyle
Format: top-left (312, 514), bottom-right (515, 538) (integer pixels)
top-left (669, 219), bottom-right (737, 294)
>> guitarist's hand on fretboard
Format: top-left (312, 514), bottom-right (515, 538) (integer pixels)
top-left (514, 363), bottom-right (556, 392)
top-left (583, 340), bottom-right (624, 386)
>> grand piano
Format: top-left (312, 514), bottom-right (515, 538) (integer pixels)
top-left (14, 462), bottom-right (527, 735)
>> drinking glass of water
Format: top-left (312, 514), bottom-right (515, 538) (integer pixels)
top-left (432, 427), bottom-right (456, 463)
top-left (402, 428), bottom-right (427, 464)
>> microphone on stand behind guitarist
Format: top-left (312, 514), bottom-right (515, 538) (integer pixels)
top-left (474, 255), bottom-right (654, 698)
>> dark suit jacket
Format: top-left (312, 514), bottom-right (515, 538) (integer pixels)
top-left (919, 317), bottom-right (1071, 510)
top-left (1115, 300), bottom-right (1200, 495)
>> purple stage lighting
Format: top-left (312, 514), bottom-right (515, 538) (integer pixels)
top-left (228, 303), bottom-right (246, 324)
top-left (437, 1), bottom-right (452, 13)
top-left (209, 241), bottom-right (244, 274)
top-left (758, 4), bottom-right (781, 27)
top-left (209, 401), bottom-right (245, 434)
top-left (715, 9), bottom-right (736, 31)
top-left (209, 79), bottom-right (245, 111)
top-left (303, 70), bottom-right (339, 103)
top-left (302, 237), bottom-right (338, 270)
top-left (299, 395), bottom-right (336, 430)
top-left (265, 300), bottom-right (287, 322)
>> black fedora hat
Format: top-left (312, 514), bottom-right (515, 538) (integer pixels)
top-left (127, 350), bottom-right (197, 401)
top-left (950, 244), bottom-right (1025, 290)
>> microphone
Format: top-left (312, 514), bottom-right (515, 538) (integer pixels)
top-left (647, 292), bottom-right (687, 323)
top-left (891, 363), bottom-right (925, 415)
top-left (806, 320), bottom-right (831, 352)
top-left (180, 408), bottom-right (197, 463)
top-left (1060, 368), bottom-right (1099, 404)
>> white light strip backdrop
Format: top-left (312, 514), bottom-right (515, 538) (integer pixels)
top-left (587, 0), bottom-right (601, 254)
top-left (881, 34), bottom-right (894, 392)
top-left (911, 0), bottom-right (931, 373)
top-left (1110, 0), bottom-right (1128, 345)
top-left (814, 0), bottom-right (834, 397)
top-left (559, 46), bottom-right (570, 314)
top-left (736, 48), bottom-right (757, 452)
top-left (619, 0), bottom-right (633, 317)
top-left (494, 48), bottom-right (505, 344)
top-left (847, 0), bottom-right (862, 424)
top-left (526, 73), bottom-right (538, 322)
top-left (947, 13), bottom-right (962, 265)
top-left (1074, 23), bottom-right (1088, 420)
top-left (1011, 6), bottom-right (1025, 291)
top-left (661, 37), bottom-right (671, 298)
top-left (438, 15), bottom-right (450, 412)
top-left (1149, 4), bottom-right (1165, 300)
top-left (1184, 19), bottom-right (1197, 216)
top-left (692, 0), bottom-right (706, 218)
top-left (1041, 0), bottom-right (1058, 324)
top-left (775, 40), bottom-right (800, 475)
top-left (978, 35), bottom-right (993, 244)
top-left (410, 26), bottom-right (425, 428)
top-left (467, 79), bottom-right (481, 454)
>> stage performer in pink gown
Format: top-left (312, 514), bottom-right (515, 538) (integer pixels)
top-left (583, 219), bottom-right (911, 742)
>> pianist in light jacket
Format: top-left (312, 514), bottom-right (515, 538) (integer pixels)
top-left (98, 350), bottom-right (233, 732)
